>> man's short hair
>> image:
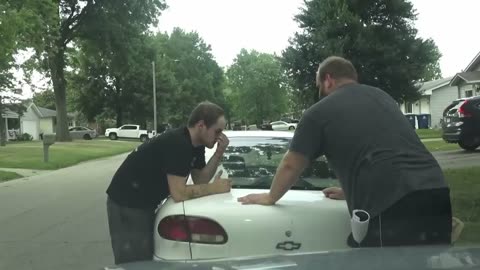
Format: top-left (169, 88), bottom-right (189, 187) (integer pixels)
top-left (188, 101), bottom-right (224, 128)
top-left (316, 56), bottom-right (358, 86)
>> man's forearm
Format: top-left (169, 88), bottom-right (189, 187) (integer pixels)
top-left (193, 153), bottom-right (222, 184)
top-left (269, 152), bottom-right (308, 203)
top-left (180, 183), bottom-right (220, 201)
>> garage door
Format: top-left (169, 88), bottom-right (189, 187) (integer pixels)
top-left (21, 120), bottom-right (39, 140)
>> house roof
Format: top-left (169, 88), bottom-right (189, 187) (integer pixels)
top-left (416, 76), bottom-right (453, 95)
top-left (464, 51), bottom-right (480, 72)
top-left (1, 108), bottom-right (19, 118)
top-left (37, 106), bottom-right (57, 118)
top-left (450, 71), bottom-right (480, 86)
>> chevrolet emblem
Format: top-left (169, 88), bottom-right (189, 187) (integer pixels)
top-left (276, 241), bottom-right (301, 251)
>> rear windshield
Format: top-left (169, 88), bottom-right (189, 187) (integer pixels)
top-left (217, 136), bottom-right (339, 190)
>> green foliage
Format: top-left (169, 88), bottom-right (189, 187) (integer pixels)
top-left (70, 28), bottom-right (226, 129)
top-left (283, 0), bottom-right (442, 109)
top-left (227, 50), bottom-right (288, 125)
top-left (32, 89), bottom-right (56, 110)
top-left (5, 0), bottom-right (167, 141)
top-left (16, 133), bottom-right (33, 141)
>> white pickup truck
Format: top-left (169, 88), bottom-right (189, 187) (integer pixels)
top-left (105, 124), bottom-right (156, 142)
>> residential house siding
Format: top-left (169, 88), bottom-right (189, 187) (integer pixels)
top-left (429, 85), bottom-right (459, 128)
top-left (39, 118), bottom-right (54, 134)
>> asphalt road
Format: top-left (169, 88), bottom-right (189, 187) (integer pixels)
top-left (0, 149), bottom-right (479, 270)
top-left (0, 154), bottom-right (128, 270)
top-left (432, 149), bottom-right (480, 169)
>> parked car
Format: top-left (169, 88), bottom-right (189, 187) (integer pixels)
top-left (280, 117), bottom-right (300, 124)
top-left (105, 124), bottom-right (156, 142)
top-left (441, 98), bottom-right (469, 128)
top-left (442, 96), bottom-right (480, 151)
top-left (270, 121), bottom-right (297, 131)
top-left (153, 131), bottom-right (348, 261)
top-left (68, 126), bottom-right (97, 140)
top-left (40, 126), bottom-right (97, 140)
top-left (260, 122), bottom-right (273, 130)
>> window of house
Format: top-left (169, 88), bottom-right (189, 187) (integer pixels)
top-left (465, 90), bottom-right (473, 97)
top-left (406, 102), bottom-right (413, 113)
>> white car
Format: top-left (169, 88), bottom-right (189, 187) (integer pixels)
top-left (153, 131), bottom-right (351, 261)
top-left (270, 121), bottom-right (297, 131)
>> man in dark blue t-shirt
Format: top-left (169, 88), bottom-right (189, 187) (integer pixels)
top-left (106, 101), bottom-right (231, 264)
top-left (238, 56), bottom-right (452, 247)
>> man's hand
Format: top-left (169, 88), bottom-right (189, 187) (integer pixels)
top-left (323, 187), bottom-right (345, 200)
top-left (237, 193), bottom-right (275, 205)
top-left (211, 170), bottom-right (232, 194)
top-left (214, 133), bottom-right (229, 157)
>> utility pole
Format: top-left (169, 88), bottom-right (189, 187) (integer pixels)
top-left (152, 61), bottom-right (157, 133)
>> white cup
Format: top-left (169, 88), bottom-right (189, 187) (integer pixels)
top-left (350, 209), bottom-right (370, 244)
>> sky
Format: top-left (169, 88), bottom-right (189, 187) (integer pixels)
top-left (16, 0), bottom-right (480, 98)
top-left (156, 0), bottom-right (480, 76)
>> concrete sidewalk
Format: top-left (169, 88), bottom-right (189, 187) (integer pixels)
top-left (421, 138), bottom-right (443, 142)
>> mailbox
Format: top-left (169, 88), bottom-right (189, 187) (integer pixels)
top-left (43, 134), bottom-right (56, 146)
top-left (42, 134), bottom-right (55, 162)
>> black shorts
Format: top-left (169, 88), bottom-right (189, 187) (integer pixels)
top-left (348, 188), bottom-right (452, 247)
top-left (106, 196), bottom-right (155, 265)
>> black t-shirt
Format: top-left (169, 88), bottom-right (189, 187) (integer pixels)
top-left (289, 83), bottom-right (447, 217)
top-left (106, 127), bottom-right (206, 209)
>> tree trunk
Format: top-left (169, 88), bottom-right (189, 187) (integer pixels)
top-left (116, 106), bottom-right (123, 127)
top-left (0, 99), bottom-right (6, 147)
top-left (49, 45), bottom-right (72, 142)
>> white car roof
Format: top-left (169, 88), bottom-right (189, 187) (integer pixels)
top-left (223, 130), bottom-right (294, 138)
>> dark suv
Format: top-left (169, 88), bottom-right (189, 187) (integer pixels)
top-left (442, 96), bottom-right (480, 151)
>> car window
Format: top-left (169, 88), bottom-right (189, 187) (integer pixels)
top-left (216, 136), bottom-right (338, 190)
top-left (121, 125), bottom-right (137, 130)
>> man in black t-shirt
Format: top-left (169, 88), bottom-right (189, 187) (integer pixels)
top-left (106, 101), bottom-right (231, 265)
top-left (238, 56), bottom-right (452, 247)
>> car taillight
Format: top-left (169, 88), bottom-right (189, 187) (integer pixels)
top-left (458, 101), bottom-right (472, 117)
top-left (158, 215), bottom-right (228, 244)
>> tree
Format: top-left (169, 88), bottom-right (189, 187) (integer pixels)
top-left (32, 89), bottom-right (56, 110)
top-left (0, 1), bottom-right (27, 146)
top-left (8, 0), bottom-right (166, 141)
top-left (70, 28), bottom-right (226, 129)
top-left (283, 0), bottom-right (442, 109)
top-left (150, 29), bottom-right (226, 127)
top-left (227, 49), bottom-right (288, 125)
top-left (69, 34), bottom-right (155, 128)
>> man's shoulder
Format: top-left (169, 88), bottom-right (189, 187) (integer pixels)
top-left (154, 126), bottom-right (192, 151)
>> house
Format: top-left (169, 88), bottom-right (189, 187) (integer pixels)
top-left (400, 51), bottom-right (480, 129)
top-left (400, 77), bottom-right (457, 128)
top-left (450, 51), bottom-right (480, 98)
top-left (2, 102), bottom-right (76, 141)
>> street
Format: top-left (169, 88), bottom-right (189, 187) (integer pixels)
top-left (0, 150), bottom-right (479, 270)
top-left (0, 154), bottom-right (128, 270)
top-left (432, 149), bottom-right (480, 169)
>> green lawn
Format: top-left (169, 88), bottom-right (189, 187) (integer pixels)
top-left (0, 140), bottom-right (141, 170)
top-left (0, 170), bottom-right (22, 182)
top-left (423, 140), bottom-right (461, 152)
top-left (416, 129), bottom-right (442, 139)
top-left (444, 166), bottom-right (480, 245)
